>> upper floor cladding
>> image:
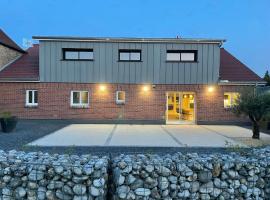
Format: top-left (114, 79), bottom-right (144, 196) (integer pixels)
top-left (34, 36), bottom-right (224, 84)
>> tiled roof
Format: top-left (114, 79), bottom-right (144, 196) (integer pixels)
top-left (0, 29), bottom-right (25, 53)
top-left (220, 48), bottom-right (262, 82)
top-left (0, 44), bottom-right (39, 81)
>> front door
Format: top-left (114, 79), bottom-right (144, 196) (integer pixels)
top-left (166, 92), bottom-right (195, 124)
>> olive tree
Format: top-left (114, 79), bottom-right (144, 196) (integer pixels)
top-left (233, 88), bottom-right (270, 139)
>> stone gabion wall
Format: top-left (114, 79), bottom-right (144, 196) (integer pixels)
top-left (112, 148), bottom-right (270, 200)
top-left (1, 148), bottom-right (270, 200)
top-left (0, 150), bottom-right (109, 200)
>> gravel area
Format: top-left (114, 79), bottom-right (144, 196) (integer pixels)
top-left (0, 120), bottom-right (69, 151)
top-left (0, 120), bottom-right (245, 156)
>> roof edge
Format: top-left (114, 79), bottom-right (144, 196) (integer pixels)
top-left (0, 42), bottom-right (26, 54)
top-left (0, 78), bottom-right (40, 82)
top-left (32, 36), bottom-right (226, 44)
top-left (218, 81), bottom-right (266, 86)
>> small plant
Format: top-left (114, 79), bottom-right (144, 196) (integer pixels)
top-left (0, 111), bottom-right (18, 133)
top-left (2, 111), bottom-right (12, 119)
top-left (225, 140), bottom-right (247, 156)
top-left (65, 145), bottom-right (76, 155)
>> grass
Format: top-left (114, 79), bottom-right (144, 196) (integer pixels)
top-left (233, 137), bottom-right (270, 147)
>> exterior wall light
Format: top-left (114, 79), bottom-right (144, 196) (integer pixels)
top-left (99, 85), bottom-right (106, 91)
top-left (143, 85), bottom-right (150, 92)
top-left (208, 86), bottom-right (214, 92)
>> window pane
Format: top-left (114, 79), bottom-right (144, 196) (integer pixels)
top-left (181, 53), bottom-right (195, 61)
top-left (224, 94), bottom-right (230, 108)
top-left (65, 51), bottom-right (79, 59)
top-left (167, 53), bottom-right (180, 61)
top-left (34, 91), bottom-right (38, 104)
top-left (119, 52), bottom-right (130, 60)
top-left (79, 51), bottom-right (93, 60)
top-left (72, 92), bottom-right (80, 104)
top-left (231, 93), bottom-right (239, 105)
top-left (130, 52), bottom-right (140, 61)
top-left (81, 92), bottom-right (88, 104)
top-left (28, 91), bottom-right (33, 103)
top-left (118, 91), bottom-right (125, 101)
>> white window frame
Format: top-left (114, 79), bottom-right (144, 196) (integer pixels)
top-left (63, 49), bottom-right (94, 60)
top-left (166, 50), bottom-right (197, 62)
top-left (119, 50), bottom-right (141, 61)
top-left (224, 92), bottom-right (239, 108)
top-left (25, 90), bottom-right (38, 107)
top-left (70, 91), bottom-right (89, 108)
top-left (116, 91), bottom-right (125, 104)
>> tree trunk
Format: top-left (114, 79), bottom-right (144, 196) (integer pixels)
top-left (252, 121), bottom-right (260, 139)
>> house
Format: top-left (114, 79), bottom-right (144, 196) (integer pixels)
top-left (0, 29), bottom-right (264, 124)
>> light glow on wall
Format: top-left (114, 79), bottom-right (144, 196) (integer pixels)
top-left (99, 85), bottom-right (106, 91)
top-left (142, 85), bottom-right (150, 92)
top-left (208, 86), bottom-right (214, 93)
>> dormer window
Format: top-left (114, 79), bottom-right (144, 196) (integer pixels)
top-left (166, 50), bottom-right (197, 62)
top-left (63, 49), bottom-right (93, 60)
top-left (119, 50), bottom-right (141, 61)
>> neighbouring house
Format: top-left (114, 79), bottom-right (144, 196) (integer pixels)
top-left (0, 29), bottom-right (265, 124)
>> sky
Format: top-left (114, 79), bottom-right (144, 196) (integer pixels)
top-left (1, 0), bottom-right (269, 77)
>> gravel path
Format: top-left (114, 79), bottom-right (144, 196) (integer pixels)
top-left (0, 120), bottom-right (242, 156)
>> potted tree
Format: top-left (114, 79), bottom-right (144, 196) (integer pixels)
top-left (0, 112), bottom-right (18, 133)
top-left (233, 88), bottom-right (270, 139)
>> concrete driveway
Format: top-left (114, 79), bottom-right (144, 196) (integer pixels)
top-left (29, 124), bottom-right (270, 147)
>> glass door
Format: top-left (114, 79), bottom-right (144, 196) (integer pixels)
top-left (166, 92), bottom-right (180, 122)
top-left (166, 92), bottom-right (195, 124)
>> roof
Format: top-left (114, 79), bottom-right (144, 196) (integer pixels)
top-left (0, 44), bottom-right (39, 81)
top-left (33, 36), bottom-right (225, 45)
top-left (0, 45), bottom-right (262, 83)
top-left (0, 29), bottom-right (25, 53)
top-left (220, 48), bottom-right (263, 82)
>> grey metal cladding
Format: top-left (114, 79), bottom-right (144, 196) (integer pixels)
top-left (39, 41), bottom-right (220, 84)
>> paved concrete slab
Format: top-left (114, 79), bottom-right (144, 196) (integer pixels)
top-left (109, 125), bottom-right (181, 147)
top-left (162, 125), bottom-right (244, 147)
top-left (29, 124), bottom-right (114, 146)
top-left (29, 124), bottom-right (261, 147)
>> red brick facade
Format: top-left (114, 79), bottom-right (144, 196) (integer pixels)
top-left (0, 82), bottom-right (248, 123)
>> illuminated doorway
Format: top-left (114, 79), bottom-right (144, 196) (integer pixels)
top-left (166, 92), bottom-right (195, 124)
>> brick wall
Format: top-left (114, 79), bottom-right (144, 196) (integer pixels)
top-left (0, 82), bottom-right (248, 123)
top-left (0, 45), bottom-right (22, 70)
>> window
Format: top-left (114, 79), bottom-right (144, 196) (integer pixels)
top-left (224, 92), bottom-right (239, 108)
top-left (116, 91), bottom-right (125, 104)
top-left (71, 91), bottom-right (89, 107)
top-left (26, 90), bottom-right (38, 107)
top-left (166, 50), bottom-right (197, 62)
top-left (119, 50), bottom-right (141, 61)
top-left (63, 49), bottom-right (93, 60)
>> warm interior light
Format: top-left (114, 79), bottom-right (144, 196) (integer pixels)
top-left (143, 85), bottom-right (149, 92)
top-left (99, 85), bottom-right (106, 91)
top-left (189, 94), bottom-right (193, 99)
top-left (184, 95), bottom-right (187, 98)
top-left (208, 86), bottom-right (214, 92)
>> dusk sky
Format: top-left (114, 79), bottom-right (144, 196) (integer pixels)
top-left (1, 0), bottom-right (269, 77)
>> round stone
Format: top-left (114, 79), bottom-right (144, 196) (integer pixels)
top-left (135, 188), bottom-right (151, 196)
top-left (93, 178), bottom-right (105, 188)
top-left (15, 187), bottom-right (26, 198)
top-left (73, 184), bottom-right (86, 195)
top-left (90, 186), bottom-right (100, 197)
